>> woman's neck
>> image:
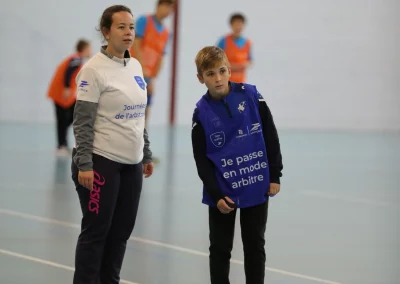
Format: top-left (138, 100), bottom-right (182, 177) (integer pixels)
top-left (106, 45), bottom-right (124, 59)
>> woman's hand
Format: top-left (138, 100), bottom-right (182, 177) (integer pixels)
top-left (78, 170), bottom-right (94, 190)
top-left (143, 162), bottom-right (154, 178)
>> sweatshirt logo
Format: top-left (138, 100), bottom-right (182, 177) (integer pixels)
top-left (134, 76), bottom-right (146, 90)
top-left (79, 80), bottom-right (89, 88)
top-left (78, 80), bottom-right (89, 93)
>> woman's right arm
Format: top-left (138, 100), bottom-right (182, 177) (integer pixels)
top-left (73, 67), bottom-right (102, 172)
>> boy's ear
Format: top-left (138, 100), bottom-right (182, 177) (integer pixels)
top-left (197, 73), bottom-right (204, 84)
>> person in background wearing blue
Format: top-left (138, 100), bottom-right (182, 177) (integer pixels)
top-left (191, 46), bottom-right (283, 284)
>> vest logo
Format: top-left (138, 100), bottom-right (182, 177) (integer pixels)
top-left (238, 101), bottom-right (246, 113)
top-left (134, 76), bottom-right (146, 90)
top-left (236, 128), bottom-right (248, 139)
top-left (249, 123), bottom-right (262, 135)
top-left (210, 131), bottom-right (225, 147)
top-left (211, 116), bottom-right (221, 127)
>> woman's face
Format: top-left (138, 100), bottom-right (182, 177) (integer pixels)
top-left (104, 11), bottom-right (135, 54)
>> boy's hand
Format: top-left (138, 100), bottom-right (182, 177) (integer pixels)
top-left (268, 183), bottom-right (280, 196)
top-left (217, 197), bottom-right (235, 214)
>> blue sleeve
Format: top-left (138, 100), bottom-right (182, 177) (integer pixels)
top-left (64, 57), bottom-right (82, 88)
top-left (135, 16), bottom-right (147, 38)
top-left (216, 37), bottom-right (225, 50)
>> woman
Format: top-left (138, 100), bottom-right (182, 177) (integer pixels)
top-left (71, 5), bottom-right (154, 284)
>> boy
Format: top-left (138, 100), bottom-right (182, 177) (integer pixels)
top-left (216, 13), bottom-right (252, 83)
top-left (130, 0), bottom-right (174, 127)
top-left (191, 46), bottom-right (283, 284)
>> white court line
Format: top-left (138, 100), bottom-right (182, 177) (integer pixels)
top-left (0, 248), bottom-right (139, 284)
top-left (0, 208), bottom-right (342, 284)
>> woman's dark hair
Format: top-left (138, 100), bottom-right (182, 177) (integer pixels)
top-left (97, 5), bottom-right (133, 40)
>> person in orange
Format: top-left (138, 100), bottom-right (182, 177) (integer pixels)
top-left (130, 0), bottom-right (174, 127)
top-left (47, 39), bottom-right (91, 156)
top-left (216, 13), bottom-right (252, 83)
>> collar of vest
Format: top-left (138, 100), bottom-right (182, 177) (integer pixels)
top-left (100, 45), bottom-right (131, 65)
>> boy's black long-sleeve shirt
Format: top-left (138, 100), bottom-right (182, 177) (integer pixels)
top-left (191, 95), bottom-right (283, 204)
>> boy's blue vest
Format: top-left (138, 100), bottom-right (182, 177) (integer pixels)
top-left (195, 83), bottom-right (270, 208)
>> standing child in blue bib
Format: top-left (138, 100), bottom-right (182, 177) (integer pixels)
top-left (191, 46), bottom-right (283, 284)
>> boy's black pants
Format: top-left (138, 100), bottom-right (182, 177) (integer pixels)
top-left (209, 200), bottom-right (269, 284)
top-left (54, 102), bottom-right (75, 148)
top-left (71, 152), bottom-right (143, 284)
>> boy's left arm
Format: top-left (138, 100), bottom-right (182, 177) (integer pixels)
top-left (257, 92), bottom-right (283, 194)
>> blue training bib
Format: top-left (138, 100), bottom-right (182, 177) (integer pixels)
top-left (196, 83), bottom-right (270, 208)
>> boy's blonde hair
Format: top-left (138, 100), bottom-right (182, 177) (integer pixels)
top-left (195, 46), bottom-right (230, 75)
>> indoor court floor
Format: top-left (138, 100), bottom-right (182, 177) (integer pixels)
top-left (0, 122), bottom-right (399, 284)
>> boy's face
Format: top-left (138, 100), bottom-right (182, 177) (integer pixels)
top-left (157, 3), bottom-right (174, 20)
top-left (197, 62), bottom-right (231, 99)
top-left (231, 19), bottom-right (244, 36)
top-left (81, 44), bottom-right (92, 58)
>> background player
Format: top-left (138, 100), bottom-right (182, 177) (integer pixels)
top-left (130, 0), bottom-right (175, 128)
top-left (216, 13), bottom-right (252, 83)
top-left (47, 39), bottom-right (91, 156)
